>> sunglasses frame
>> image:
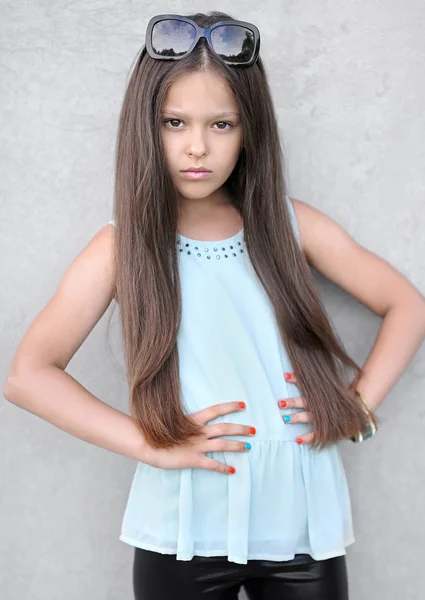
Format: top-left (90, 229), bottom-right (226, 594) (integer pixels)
top-left (145, 14), bottom-right (261, 67)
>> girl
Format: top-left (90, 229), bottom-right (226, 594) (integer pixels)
top-left (5, 10), bottom-right (425, 600)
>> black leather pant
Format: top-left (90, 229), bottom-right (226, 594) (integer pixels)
top-left (133, 547), bottom-right (349, 599)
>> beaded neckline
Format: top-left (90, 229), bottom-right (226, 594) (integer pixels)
top-left (176, 228), bottom-right (245, 260)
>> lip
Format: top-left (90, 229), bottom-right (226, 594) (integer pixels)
top-left (181, 167), bottom-right (212, 172)
top-left (181, 170), bottom-right (212, 180)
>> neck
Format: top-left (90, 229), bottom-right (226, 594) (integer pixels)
top-left (178, 188), bottom-right (233, 218)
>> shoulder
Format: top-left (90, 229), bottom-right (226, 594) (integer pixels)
top-left (56, 222), bottom-right (117, 319)
top-left (288, 197), bottom-right (414, 316)
top-left (100, 222), bottom-right (116, 294)
top-left (288, 196), bottom-right (347, 263)
top-left (90, 221), bottom-right (115, 262)
top-left (289, 196), bottom-right (365, 272)
top-left (6, 223), bottom-right (117, 374)
top-left (56, 222), bottom-right (117, 315)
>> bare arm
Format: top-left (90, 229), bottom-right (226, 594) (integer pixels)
top-left (292, 197), bottom-right (425, 411)
top-left (3, 224), bottom-right (150, 463)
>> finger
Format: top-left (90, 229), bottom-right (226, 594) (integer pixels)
top-left (278, 395), bottom-right (305, 409)
top-left (284, 371), bottom-right (297, 383)
top-left (296, 432), bottom-right (315, 445)
top-left (196, 455), bottom-right (236, 475)
top-left (200, 439), bottom-right (251, 454)
top-left (193, 401), bottom-right (246, 426)
top-left (202, 423), bottom-right (256, 439)
top-left (282, 410), bottom-right (313, 424)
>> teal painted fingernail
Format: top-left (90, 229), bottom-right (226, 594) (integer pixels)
top-left (245, 443), bottom-right (252, 450)
top-left (283, 415), bottom-right (291, 423)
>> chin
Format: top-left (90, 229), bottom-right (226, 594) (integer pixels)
top-left (176, 184), bottom-right (219, 200)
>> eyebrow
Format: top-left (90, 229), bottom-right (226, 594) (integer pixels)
top-left (161, 109), bottom-right (240, 118)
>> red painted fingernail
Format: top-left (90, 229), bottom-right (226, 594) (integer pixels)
top-left (296, 437), bottom-right (303, 444)
top-left (284, 372), bottom-right (293, 381)
top-left (229, 467), bottom-right (236, 474)
top-left (249, 427), bottom-right (256, 435)
top-left (278, 400), bottom-right (287, 408)
top-left (238, 402), bottom-right (246, 409)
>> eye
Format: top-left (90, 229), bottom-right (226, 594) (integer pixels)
top-left (214, 121), bottom-right (233, 131)
top-left (162, 119), bottom-right (234, 131)
top-left (162, 118), bottom-right (184, 128)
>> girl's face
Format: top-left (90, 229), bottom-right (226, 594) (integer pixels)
top-left (160, 70), bottom-right (243, 207)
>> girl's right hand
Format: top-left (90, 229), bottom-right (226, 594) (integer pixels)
top-left (143, 401), bottom-right (255, 475)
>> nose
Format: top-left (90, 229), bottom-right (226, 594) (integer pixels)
top-left (187, 128), bottom-right (207, 158)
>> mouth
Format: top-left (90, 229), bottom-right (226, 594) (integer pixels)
top-left (180, 169), bottom-right (212, 180)
top-left (181, 168), bottom-right (212, 173)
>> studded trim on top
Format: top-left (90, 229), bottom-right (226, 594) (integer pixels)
top-left (176, 231), bottom-right (245, 260)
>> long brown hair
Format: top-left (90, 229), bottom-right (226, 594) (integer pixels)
top-left (112, 11), bottom-right (378, 451)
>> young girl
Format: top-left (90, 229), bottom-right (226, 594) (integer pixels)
top-left (5, 10), bottom-right (425, 600)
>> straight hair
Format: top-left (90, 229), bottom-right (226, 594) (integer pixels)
top-left (111, 11), bottom-right (378, 451)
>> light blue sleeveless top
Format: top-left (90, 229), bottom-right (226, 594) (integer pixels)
top-left (109, 197), bottom-right (354, 564)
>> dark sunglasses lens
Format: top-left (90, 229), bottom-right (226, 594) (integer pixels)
top-left (211, 25), bottom-right (256, 63)
top-left (151, 19), bottom-right (196, 57)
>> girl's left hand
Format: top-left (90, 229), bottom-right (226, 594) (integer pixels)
top-left (278, 372), bottom-right (314, 445)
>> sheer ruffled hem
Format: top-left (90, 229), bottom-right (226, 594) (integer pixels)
top-left (120, 534), bottom-right (355, 565)
top-left (120, 441), bottom-right (354, 565)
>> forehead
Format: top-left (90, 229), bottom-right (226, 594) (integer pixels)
top-left (162, 71), bottom-right (239, 114)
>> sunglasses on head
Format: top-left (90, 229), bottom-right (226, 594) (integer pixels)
top-left (145, 14), bottom-right (261, 67)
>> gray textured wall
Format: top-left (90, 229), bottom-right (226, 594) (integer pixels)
top-left (1, 1), bottom-right (425, 599)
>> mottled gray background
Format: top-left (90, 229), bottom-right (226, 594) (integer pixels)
top-left (1, 1), bottom-right (425, 599)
